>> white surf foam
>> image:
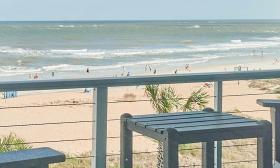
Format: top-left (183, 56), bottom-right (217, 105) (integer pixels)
top-left (1, 36), bottom-right (280, 60)
top-left (40, 55), bottom-right (224, 72)
top-left (58, 25), bottom-right (75, 28)
top-left (0, 66), bottom-right (41, 73)
top-left (231, 40), bottom-right (242, 43)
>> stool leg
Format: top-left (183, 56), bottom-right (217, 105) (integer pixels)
top-left (163, 128), bottom-right (178, 168)
top-left (202, 141), bottom-right (215, 168)
top-left (271, 107), bottom-right (280, 163)
top-left (120, 114), bottom-right (133, 168)
top-left (257, 123), bottom-right (273, 168)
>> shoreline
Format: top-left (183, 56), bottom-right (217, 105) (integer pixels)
top-left (1, 55), bottom-right (279, 98)
top-left (1, 52), bottom-right (279, 81)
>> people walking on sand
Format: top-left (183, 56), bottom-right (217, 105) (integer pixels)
top-left (127, 72), bottom-right (130, 76)
top-left (153, 69), bottom-right (157, 75)
top-left (51, 72), bottom-right (55, 77)
top-left (204, 82), bottom-right (213, 88)
top-left (185, 64), bottom-right (191, 71)
top-left (34, 73), bottom-right (38, 79)
top-left (86, 68), bottom-right (89, 73)
top-left (148, 65), bottom-right (152, 72)
top-left (174, 69), bottom-right (178, 74)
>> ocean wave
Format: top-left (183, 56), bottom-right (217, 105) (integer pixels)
top-left (252, 36), bottom-right (280, 41)
top-left (0, 54), bottom-right (224, 77)
top-left (0, 66), bottom-right (41, 73)
top-left (58, 25), bottom-right (75, 28)
top-left (186, 25), bottom-right (200, 29)
top-left (1, 36), bottom-right (280, 59)
top-left (231, 40), bottom-right (242, 43)
top-left (50, 49), bottom-right (88, 54)
top-left (41, 56), bottom-right (223, 72)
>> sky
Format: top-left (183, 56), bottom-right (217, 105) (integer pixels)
top-left (0, 0), bottom-right (280, 21)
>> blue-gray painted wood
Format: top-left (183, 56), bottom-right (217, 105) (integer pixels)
top-left (92, 87), bottom-right (108, 168)
top-left (214, 81), bottom-right (223, 168)
top-left (163, 128), bottom-right (178, 168)
top-left (0, 147), bottom-right (65, 168)
top-left (202, 141), bottom-right (215, 168)
top-left (257, 121), bottom-right (273, 168)
top-left (123, 111), bottom-right (272, 168)
top-left (1, 70), bottom-right (280, 91)
top-left (257, 99), bottom-right (280, 166)
top-left (120, 114), bottom-right (133, 168)
top-left (257, 99), bottom-right (280, 108)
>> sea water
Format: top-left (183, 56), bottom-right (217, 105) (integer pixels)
top-left (0, 20), bottom-right (280, 80)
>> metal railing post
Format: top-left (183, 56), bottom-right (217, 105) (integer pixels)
top-left (214, 81), bottom-right (223, 168)
top-left (92, 87), bottom-right (108, 168)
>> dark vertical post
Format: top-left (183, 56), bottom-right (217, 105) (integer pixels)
top-left (271, 107), bottom-right (280, 163)
top-left (257, 121), bottom-right (273, 168)
top-left (202, 141), bottom-right (215, 168)
top-left (202, 108), bottom-right (215, 168)
top-left (120, 113), bottom-right (133, 168)
top-left (163, 128), bottom-right (178, 168)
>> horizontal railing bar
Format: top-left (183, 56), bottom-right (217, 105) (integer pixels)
top-left (0, 70), bottom-right (280, 91)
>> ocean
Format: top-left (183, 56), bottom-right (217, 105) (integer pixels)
top-left (0, 20), bottom-right (280, 81)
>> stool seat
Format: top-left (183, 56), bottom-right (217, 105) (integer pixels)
top-left (126, 111), bottom-right (266, 143)
top-left (121, 111), bottom-right (273, 168)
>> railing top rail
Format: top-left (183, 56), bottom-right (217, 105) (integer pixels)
top-left (0, 70), bottom-right (280, 91)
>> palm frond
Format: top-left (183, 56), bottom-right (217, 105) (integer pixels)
top-left (145, 85), bottom-right (179, 113)
top-left (182, 87), bottom-right (209, 111)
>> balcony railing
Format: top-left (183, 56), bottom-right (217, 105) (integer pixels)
top-left (1, 69), bottom-right (280, 168)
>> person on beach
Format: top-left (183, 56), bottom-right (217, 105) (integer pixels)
top-left (127, 72), bottom-right (130, 76)
top-left (34, 73), bottom-right (38, 79)
top-left (185, 64), bottom-right (191, 71)
top-left (204, 82), bottom-right (213, 88)
top-left (51, 72), bottom-right (55, 77)
top-left (86, 68), bottom-right (89, 73)
top-left (174, 69), bottom-right (178, 74)
top-left (153, 69), bottom-right (157, 74)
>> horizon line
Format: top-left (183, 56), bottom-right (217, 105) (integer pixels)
top-left (0, 19), bottom-right (280, 22)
